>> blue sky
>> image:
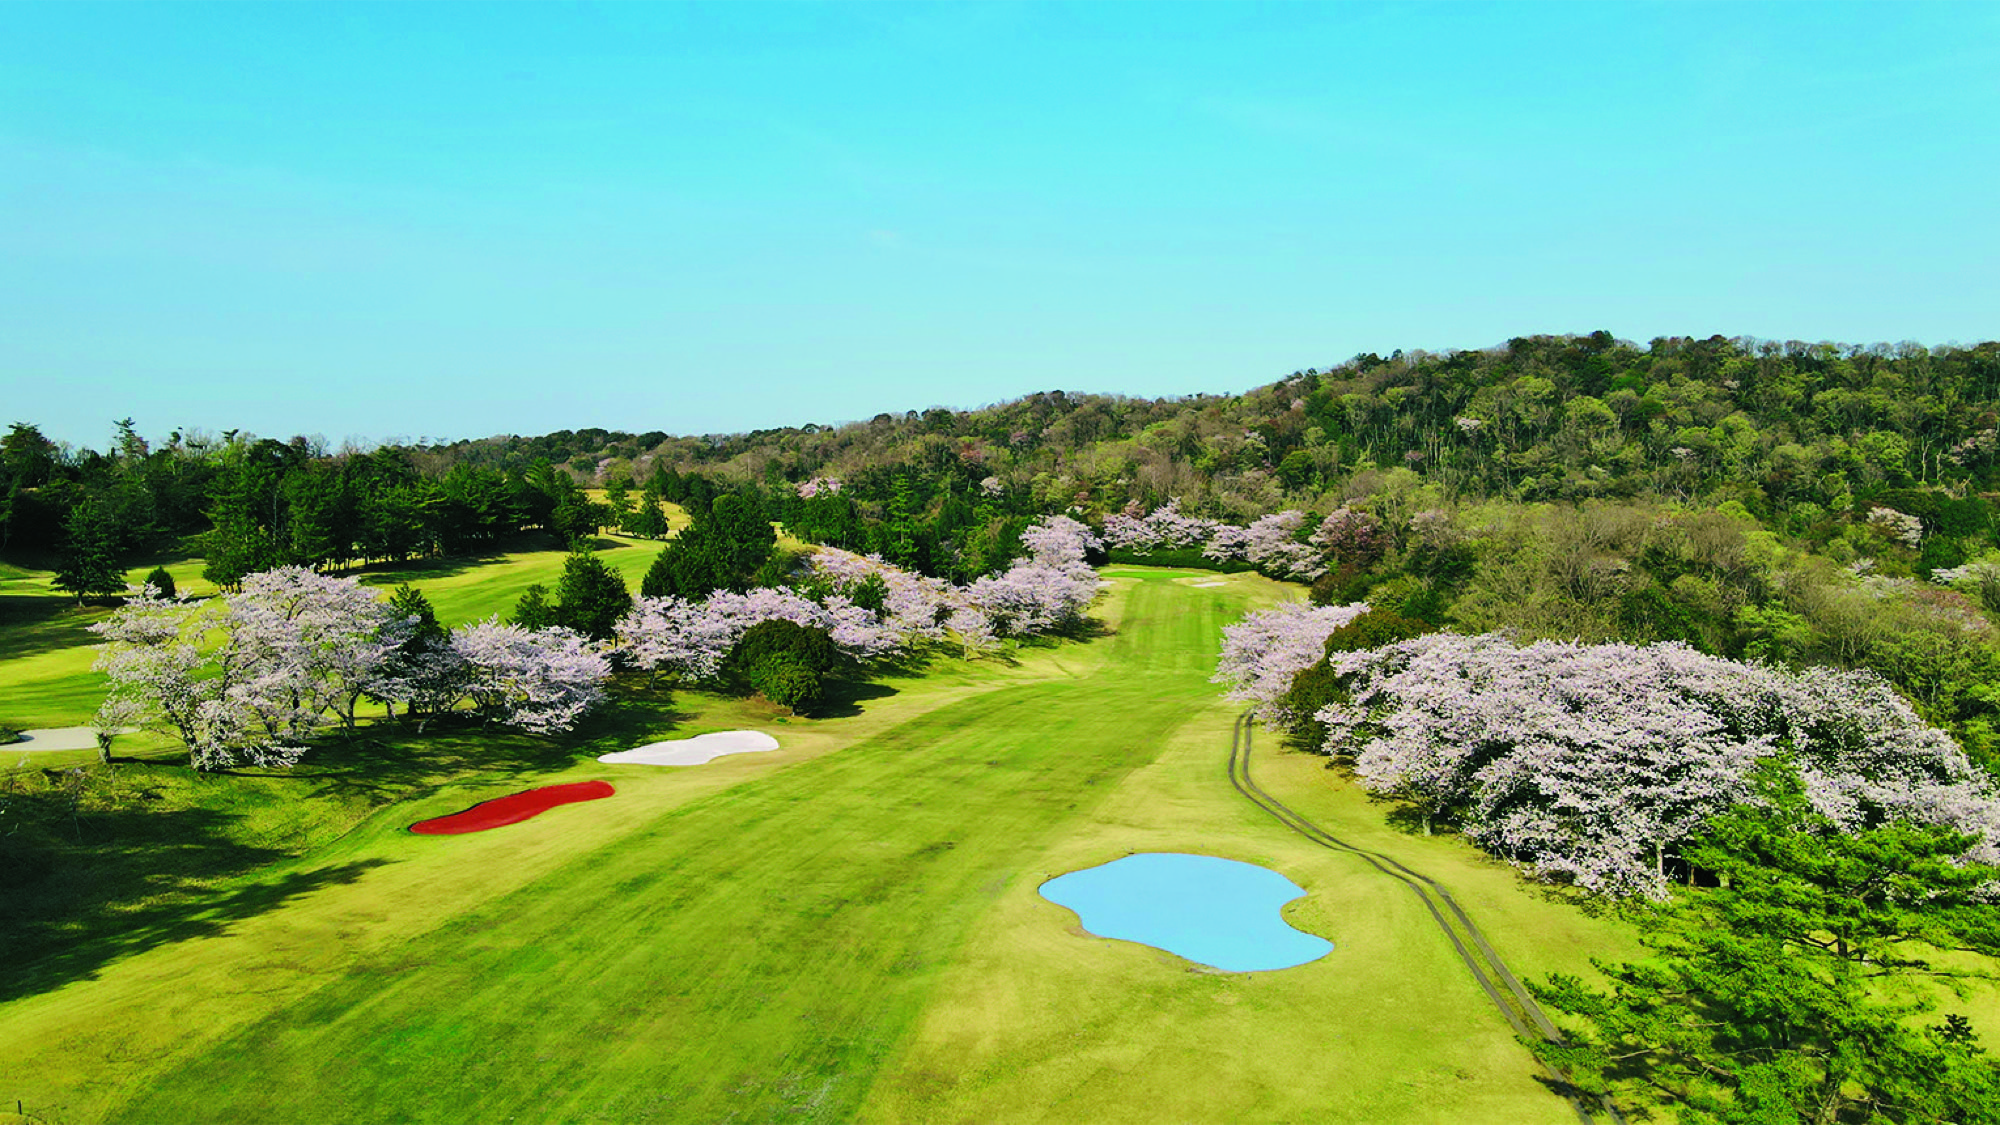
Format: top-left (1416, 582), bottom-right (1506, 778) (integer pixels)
top-left (4, 2), bottom-right (1997, 450)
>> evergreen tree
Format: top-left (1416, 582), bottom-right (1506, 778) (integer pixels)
top-left (640, 544), bottom-right (678, 599)
top-left (512, 583), bottom-right (556, 631)
top-left (53, 499), bottom-right (125, 602)
top-left (143, 566), bottom-right (176, 599)
top-left (728, 619), bottom-right (842, 713)
top-left (1533, 775), bottom-right (2000, 1123)
top-left (547, 485), bottom-right (606, 545)
top-left (637, 493), bottom-right (774, 599)
top-left (387, 582), bottom-right (445, 646)
top-left (378, 583), bottom-right (458, 719)
top-left (551, 550), bottom-right (631, 641)
top-left (201, 503), bottom-right (281, 589)
top-left (707, 494), bottom-right (776, 583)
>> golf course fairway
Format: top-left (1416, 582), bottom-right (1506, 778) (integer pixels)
top-left (0, 568), bottom-right (1626, 1124)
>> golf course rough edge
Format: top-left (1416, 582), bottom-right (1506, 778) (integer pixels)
top-left (1039, 852), bottom-right (1334, 973)
top-left (598, 729), bottom-right (781, 766)
top-left (409, 780), bottom-right (617, 835)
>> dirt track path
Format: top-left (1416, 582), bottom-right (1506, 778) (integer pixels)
top-left (1226, 711), bottom-right (1625, 1125)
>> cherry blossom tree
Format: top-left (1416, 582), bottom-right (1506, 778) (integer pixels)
top-left (449, 620), bottom-right (610, 734)
top-left (1866, 506), bottom-right (1924, 547)
top-left (1210, 600), bottom-right (1371, 722)
top-left (1100, 503), bottom-right (1324, 580)
top-left (614, 594), bottom-right (739, 682)
top-left (91, 584), bottom-right (278, 770)
top-left (1019, 514), bottom-right (1102, 565)
top-left (222, 566), bottom-right (413, 734)
top-left (93, 569), bottom-right (421, 769)
top-left (1308, 632), bottom-right (2000, 897)
top-left (617, 514), bottom-right (1108, 675)
top-left (1103, 500), bottom-right (1216, 554)
top-left (809, 547), bottom-right (958, 646)
top-left (1145, 499), bottom-right (1221, 550)
top-left (966, 515), bottom-right (1102, 635)
top-left (1240, 511), bottom-right (1325, 580)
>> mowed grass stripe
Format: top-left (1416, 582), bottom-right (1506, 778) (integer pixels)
top-left (104, 573), bottom-right (1235, 1124)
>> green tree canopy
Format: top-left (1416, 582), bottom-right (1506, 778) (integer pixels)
top-left (512, 583), bottom-right (555, 631)
top-left (1533, 775), bottom-right (2000, 1124)
top-left (728, 618), bottom-right (842, 714)
top-left (552, 549), bottom-right (631, 641)
top-left (53, 499), bottom-right (126, 602)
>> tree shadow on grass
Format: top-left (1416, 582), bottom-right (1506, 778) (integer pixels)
top-left (285, 686), bottom-right (695, 806)
top-left (347, 550), bottom-right (516, 587)
top-left (0, 595), bottom-right (105, 664)
top-left (808, 679), bottom-right (898, 719)
top-left (0, 795), bottom-right (391, 1004)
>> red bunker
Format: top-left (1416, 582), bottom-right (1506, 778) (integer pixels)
top-left (409, 780), bottom-right (616, 835)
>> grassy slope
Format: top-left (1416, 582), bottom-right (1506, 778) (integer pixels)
top-left (0, 568), bottom-right (1608, 1125)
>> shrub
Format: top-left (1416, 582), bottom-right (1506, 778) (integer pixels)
top-left (143, 567), bottom-right (176, 599)
top-left (729, 619), bottom-right (842, 713)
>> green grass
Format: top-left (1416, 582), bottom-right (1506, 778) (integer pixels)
top-left (348, 531), bottom-right (668, 627)
top-left (0, 531), bottom-right (677, 734)
top-left (0, 567), bottom-right (1647, 1124)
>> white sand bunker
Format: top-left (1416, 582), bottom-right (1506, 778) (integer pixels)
top-left (598, 730), bottom-right (781, 767)
top-left (1190, 580), bottom-right (1229, 588)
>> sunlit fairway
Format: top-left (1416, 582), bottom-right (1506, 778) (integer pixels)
top-left (0, 564), bottom-right (1659, 1124)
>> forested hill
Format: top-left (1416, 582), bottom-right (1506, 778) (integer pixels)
top-left (440, 332), bottom-right (2000, 514)
top-left (10, 332), bottom-right (2000, 582)
top-left (410, 333), bottom-right (1991, 523)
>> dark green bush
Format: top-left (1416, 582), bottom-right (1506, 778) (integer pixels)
top-left (143, 566), bottom-right (176, 599)
top-left (729, 619), bottom-right (843, 713)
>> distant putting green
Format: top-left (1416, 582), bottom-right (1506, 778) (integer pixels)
top-left (0, 566), bottom-right (1644, 1124)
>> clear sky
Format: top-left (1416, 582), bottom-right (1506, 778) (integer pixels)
top-left (4, 2), bottom-right (1996, 450)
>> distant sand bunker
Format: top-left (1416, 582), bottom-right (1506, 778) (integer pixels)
top-left (410, 780), bottom-right (615, 835)
top-left (599, 730), bottom-right (781, 767)
top-left (1190, 580), bottom-right (1228, 588)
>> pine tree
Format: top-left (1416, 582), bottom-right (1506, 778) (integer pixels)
top-left (512, 584), bottom-right (556, 631)
top-left (552, 550), bottom-right (631, 641)
top-left (1533, 776), bottom-right (2000, 1123)
top-left (143, 566), bottom-right (177, 599)
top-left (53, 500), bottom-right (125, 603)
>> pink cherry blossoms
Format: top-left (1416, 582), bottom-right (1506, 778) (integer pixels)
top-left (93, 568), bottom-right (415, 769)
top-left (449, 620), bottom-right (612, 735)
top-left (1101, 499), bottom-right (1220, 553)
top-left (616, 585), bottom-right (900, 682)
top-left (92, 567), bottom-right (618, 766)
top-left (965, 515), bottom-right (1102, 636)
top-left (1104, 501), bottom-right (1376, 581)
top-left (614, 515), bottom-right (1104, 682)
top-left (1308, 632), bottom-right (2000, 898)
top-left (1211, 600), bottom-right (1372, 723)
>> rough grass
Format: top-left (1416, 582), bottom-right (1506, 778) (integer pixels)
top-left (0, 567), bottom-right (1638, 1124)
